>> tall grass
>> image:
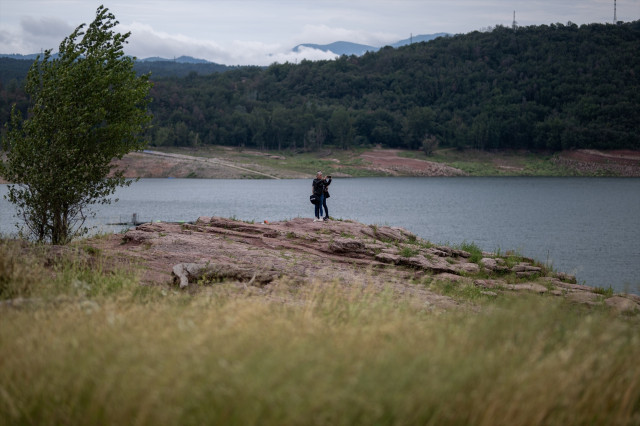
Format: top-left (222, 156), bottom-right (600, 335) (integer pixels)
top-left (1, 239), bottom-right (639, 425)
top-left (458, 241), bottom-right (484, 264)
top-left (0, 238), bottom-right (138, 301)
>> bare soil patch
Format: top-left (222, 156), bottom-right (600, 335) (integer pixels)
top-left (360, 149), bottom-right (467, 176)
top-left (4, 147), bottom-right (639, 183)
top-left (113, 150), bottom-right (307, 179)
top-left (555, 149), bottom-right (640, 176)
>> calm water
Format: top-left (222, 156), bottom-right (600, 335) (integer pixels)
top-left (2, 177), bottom-right (639, 294)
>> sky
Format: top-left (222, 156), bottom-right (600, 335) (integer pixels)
top-left (1, 0), bottom-right (638, 65)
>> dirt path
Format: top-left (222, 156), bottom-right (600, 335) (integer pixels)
top-left (142, 150), bottom-right (281, 179)
top-left (111, 150), bottom-right (299, 179)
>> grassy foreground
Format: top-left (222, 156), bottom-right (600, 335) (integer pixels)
top-left (1, 239), bottom-right (639, 425)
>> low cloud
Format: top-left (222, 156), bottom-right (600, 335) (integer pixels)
top-left (1, 17), bottom-right (340, 65)
top-left (267, 45), bottom-right (338, 64)
top-left (123, 22), bottom-right (339, 65)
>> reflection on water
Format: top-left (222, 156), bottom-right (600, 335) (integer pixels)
top-left (2, 177), bottom-right (639, 294)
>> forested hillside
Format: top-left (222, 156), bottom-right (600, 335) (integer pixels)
top-left (2, 21), bottom-right (639, 151)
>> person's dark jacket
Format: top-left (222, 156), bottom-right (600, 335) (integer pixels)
top-left (312, 177), bottom-right (331, 196)
top-left (312, 178), bottom-right (325, 196)
top-left (323, 177), bottom-right (332, 196)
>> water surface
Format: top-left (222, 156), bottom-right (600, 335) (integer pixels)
top-left (2, 177), bottom-right (639, 294)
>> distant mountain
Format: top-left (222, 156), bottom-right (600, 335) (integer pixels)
top-left (2, 34), bottom-right (450, 68)
top-left (139, 55), bottom-right (211, 64)
top-left (390, 33), bottom-right (449, 48)
top-left (0, 53), bottom-right (210, 64)
top-left (0, 55), bottom-right (233, 84)
top-left (133, 60), bottom-right (234, 78)
top-left (293, 33), bottom-right (449, 56)
top-left (293, 41), bottom-right (377, 56)
top-left (0, 53), bottom-right (59, 60)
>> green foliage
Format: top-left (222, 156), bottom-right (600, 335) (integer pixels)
top-left (421, 134), bottom-right (439, 156)
top-left (141, 22), bottom-right (639, 151)
top-left (428, 278), bottom-right (487, 300)
top-left (458, 241), bottom-right (484, 263)
top-left (1, 6), bottom-right (152, 244)
top-left (0, 239), bottom-right (41, 299)
top-left (593, 285), bottom-right (615, 297)
top-left (0, 237), bottom-right (137, 300)
top-left (132, 60), bottom-right (233, 79)
top-left (399, 246), bottom-right (419, 258)
top-left (2, 21), bottom-right (639, 153)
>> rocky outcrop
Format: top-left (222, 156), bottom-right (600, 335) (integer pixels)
top-left (172, 262), bottom-right (278, 289)
top-left (605, 296), bottom-right (640, 314)
top-left (89, 216), bottom-right (640, 313)
top-left (328, 238), bottom-right (367, 254)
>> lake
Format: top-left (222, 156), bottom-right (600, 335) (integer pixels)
top-left (2, 177), bottom-right (639, 294)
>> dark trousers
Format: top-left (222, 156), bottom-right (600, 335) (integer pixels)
top-left (321, 194), bottom-right (329, 218)
top-left (314, 194), bottom-right (328, 218)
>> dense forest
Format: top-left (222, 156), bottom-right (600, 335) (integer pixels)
top-left (2, 21), bottom-right (639, 152)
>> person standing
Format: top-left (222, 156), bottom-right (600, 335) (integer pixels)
top-left (321, 174), bottom-right (332, 221)
top-left (312, 171), bottom-right (331, 222)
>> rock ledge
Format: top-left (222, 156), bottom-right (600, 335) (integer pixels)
top-left (91, 216), bottom-right (640, 313)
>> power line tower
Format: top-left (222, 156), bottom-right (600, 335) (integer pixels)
top-left (512, 10), bottom-right (518, 30)
top-left (614, 0), bottom-right (617, 23)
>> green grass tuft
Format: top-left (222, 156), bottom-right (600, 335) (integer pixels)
top-left (458, 241), bottom-right (484, 263)
top-left (593, 285), bottom-right (615, 297)
top-left (399, 246), bottom-right (420, 258)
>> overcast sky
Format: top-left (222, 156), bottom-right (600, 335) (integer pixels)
top-left (1, 0), bottom-right (638, 65)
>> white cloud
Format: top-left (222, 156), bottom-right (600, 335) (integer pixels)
top-left (268, 45), bottom-right (338, 65)
top-left (1, 0), bottom-right (638, 64)
top-left (123, 22), bottom-right (338, 66)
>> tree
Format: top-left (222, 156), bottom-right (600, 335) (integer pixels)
top-left (328, 107), bottom-right (352, 149)
top-left (0, 6), bottom-right (152, 244)
top-left (421, 134), bottom-right (439, 156)
top-left (405, 107), bottom-right (435, 150)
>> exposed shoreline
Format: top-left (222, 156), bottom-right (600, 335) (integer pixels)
top-left (2, 147), bottom-right (639, 184)
top-left (113, 147), bottom-right (640, 179)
